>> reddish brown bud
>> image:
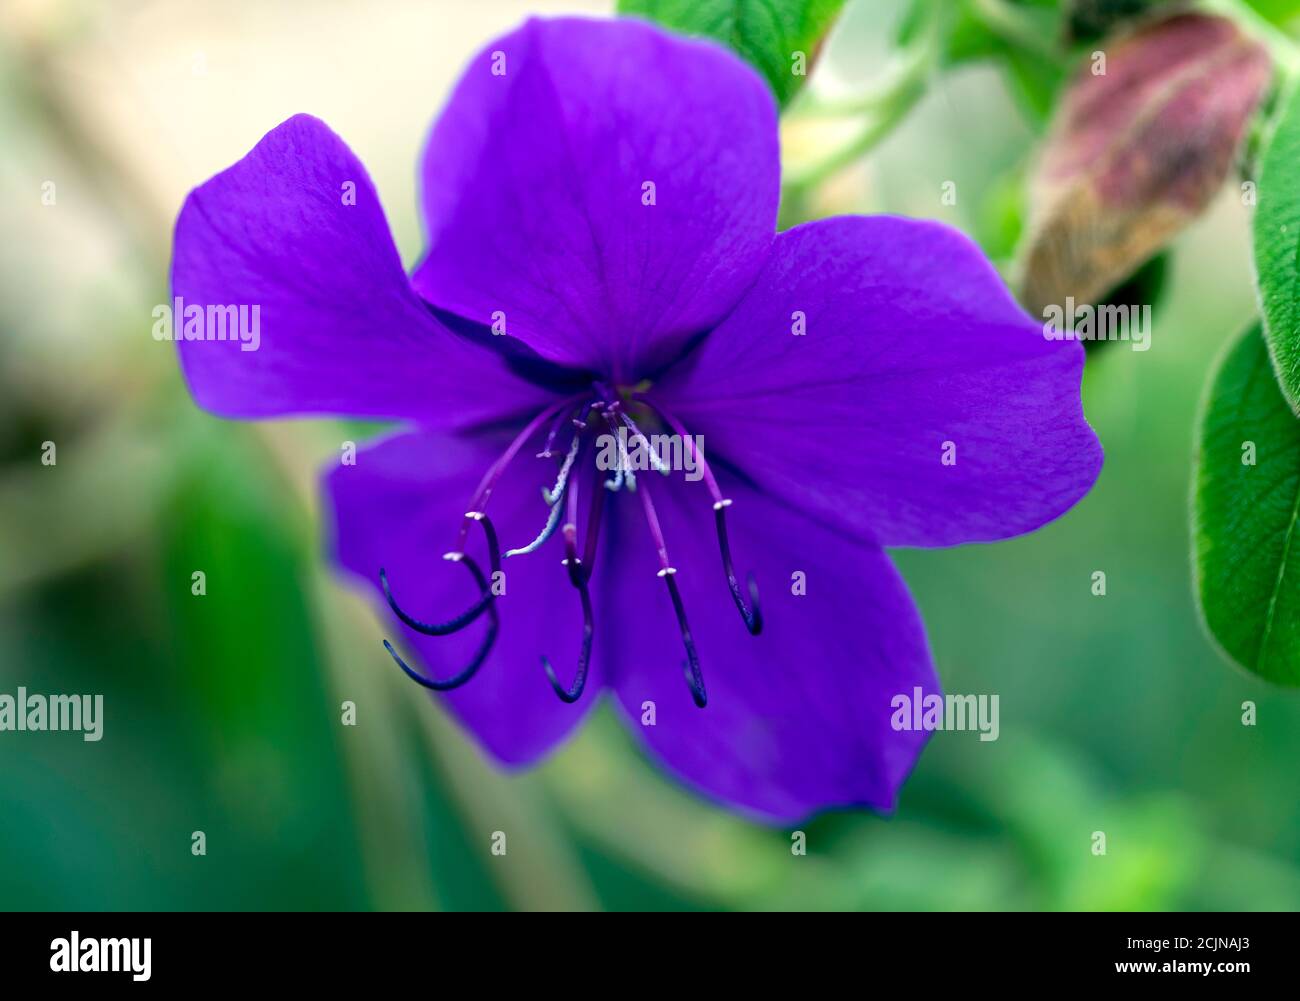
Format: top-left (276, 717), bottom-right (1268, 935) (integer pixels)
top-left (1021, 13), bottom-right (1271, 315)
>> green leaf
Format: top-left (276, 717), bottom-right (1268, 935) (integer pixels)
top-left (1193, 323), bottom-right (1300, 685)
top-left (898, 1), bottom-right (1064, 128)
top-left (1001, 46), bottom-right (1066, 125)
top-left (617, 0), bottom-right (846, 106)
top-left (1253, 84), bottom-right (1300, 412)
top-left (897, 0), bottom-right (1059, 67)
top-left (1247, 0), bottom-right (1300, 26)
top-left (896, 0), bottom-right (999, 64)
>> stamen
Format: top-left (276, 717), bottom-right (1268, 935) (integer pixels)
top-left (381, 555), bottom-right (501, 691)
top-left (506, 437), bottom-right (583, 559)
top-left (637, 480), bottom-right (708, 708)
top-left (636, 396), bottom-right (762, 636)
top-left (540, 573), bottom-right (593, 703)
top-left (619, 444), bottom-right (638, 492)
top-left (465, 510), bottom-right (502, 567)
top-left (714, 499), bottom-right (762, 635)
top-left (661, 568), bottom-right (707, 708)
top-left (541, 466), bottom-right (604, 702)
top-left (542, 433), bottom-right (581, 505)
top-left (455, 391), bottom-right (589, 552)
top-left (382, 614), bottom-right (497, 691)
top-left (537, 402), bottom-right (579, 459)
top-left (619, 411), bottom-right (670, 475)
top-left (637, 478), bottom-right (671, 571)
top-left (578, 463), bottom-right (605, 584)
top-left (505, 494), bottom-right (566, 558)
top-left (380, 513), bottom-right (500, 636)
top-left (599, 406), bottom-right (640, 492)
top-left (562, 461), bottom-right (583, 587)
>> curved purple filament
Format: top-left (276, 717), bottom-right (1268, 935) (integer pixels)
top-left (662, 569), bottom-right (707, 708)
top-left (379, 514), bottom-right (500, 636)
top-left (541, 462), bottom-right (603, 703)
top-left (541, 571), bottom-right (593, 703)
top-left (381, 552), bottom-right (500, 691)
top-left (714, 500), bottom-right (762, 635)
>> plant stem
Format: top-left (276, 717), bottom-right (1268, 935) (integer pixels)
top-left (782, 0), bottom-right (942, 194)
top-left (971, 0), bottom-right (1058, 59)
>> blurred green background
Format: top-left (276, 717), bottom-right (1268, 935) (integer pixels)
top-left (1, 0), bottom-right (1298, 911)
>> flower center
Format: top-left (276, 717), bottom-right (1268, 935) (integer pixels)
top-left (378, 384), bottom-right (762, 707)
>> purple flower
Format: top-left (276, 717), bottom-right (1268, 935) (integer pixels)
top-left (171, 16), bottom-right (1101, 822)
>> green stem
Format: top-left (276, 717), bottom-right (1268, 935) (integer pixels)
top-left (970, 0), bottom-right (1058, 59)
top-left (783, 81), bottom-right (926, 193)
top-left (782, 0), bottom-right (942, 194)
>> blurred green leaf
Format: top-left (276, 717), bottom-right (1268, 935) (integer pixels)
top-left (1253, 81), bottom-right (1300, 411)
top-left (1193, 323), bottom-right (1300, 685)
top-left (897, 0), bottom-right (1065, 126)
top-left (1001, 46), bottom-right (1067, 124)
top-left (617, 0), bottom-right (846, 106)
top-left (975, 166), bottom-right (1028, 263)
top-left (152, 419), bottom-right (373, 906)
top-left (1247, 0), bottom-right (1300, 25)
top-left (899, 0), bottom-right (1061, 64)
top-left (896, 0), bottom-right (997, 63)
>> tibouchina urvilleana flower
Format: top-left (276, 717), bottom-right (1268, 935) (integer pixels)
top-left (171, 16), bottom-right (1101, 822)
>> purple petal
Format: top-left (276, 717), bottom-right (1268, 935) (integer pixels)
top-left (654, 216), bottom-right (1103, 547)
top-left (325, 427), bottom-right (602, 765)
top-left (601, 476), bottom-right (937, 823)
top-left (412, 17), bottom-right (779, 378)
top-left (172, 114), bottom-right (552, 425)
